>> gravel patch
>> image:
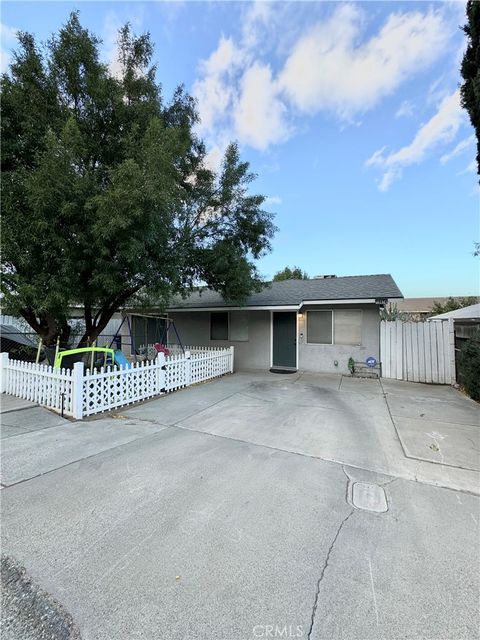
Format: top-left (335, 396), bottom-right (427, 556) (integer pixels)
top-left (1, 555), bottom-right (81, 640)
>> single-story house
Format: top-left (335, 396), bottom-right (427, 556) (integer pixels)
top-left (428, 303), bottom-right (480, 323)
top-left (145, 274), bottom-right (402, 374)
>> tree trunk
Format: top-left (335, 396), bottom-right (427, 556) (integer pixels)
top-left (20, 309), bottom-right (71, 348)
top-left (76, 288), bottom-right (139, 348)
top-left (76, 316), bottom-right (113, 348)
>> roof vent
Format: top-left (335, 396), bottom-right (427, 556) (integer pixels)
top-left (313, 274), bottom-right (337, 279)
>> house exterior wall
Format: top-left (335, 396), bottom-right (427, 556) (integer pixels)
top-left (167, 304), bottom-right (380, 374)
top-left (168, 311), bottom-right (271, 370)
top-left (298, 304), bottom-right (380, 374)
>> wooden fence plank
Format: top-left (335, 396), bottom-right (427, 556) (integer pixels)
top-left (412, 323), bottom-right (421, 382)
top-left (424, 323), bottom-right (433, 384)
top-left (418, 323), bottom-right (426, 383)
top-left (380, 320), bottom-right (451, 385)
top-left (380, 322), bottom-right (389, 378)
top-left (431, 322), bottom-right (438, 383)
top-left (395, 321), bottom-right (403, 380)
top-left (437, 322), bottom-right (445, 384)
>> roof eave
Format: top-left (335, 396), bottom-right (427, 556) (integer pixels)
top-left (167, 296), bottom-right (400, 312)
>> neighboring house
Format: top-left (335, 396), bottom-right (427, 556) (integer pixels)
top-left (429, 303), bottom-right (480, 386)
top-left (396, 297), bottom-right (477, 321)
top-left (140, 274), bottom-right (403, 375)
top-left (429, 303), bottom-right (480, 322)
top-left (429, 302), bottom-right (480, 341)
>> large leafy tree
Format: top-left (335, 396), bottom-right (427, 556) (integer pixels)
top-left (1, 13), bottom-right (275, 346)
top-left (431, 296), bottom-right (478, 315)
top-left (461, 0), bottom-right (480, 177)
top-left (272, 266), bottom-right (309, 282)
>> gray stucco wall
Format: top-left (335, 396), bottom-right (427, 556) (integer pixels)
top-left (168, 311), bottom-right (271, 371)
top-left (129, 305), bottom-right (380, 374)
top-left (298, 304), bottom-right (380, 374)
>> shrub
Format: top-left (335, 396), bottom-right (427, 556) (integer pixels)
top-left (458, 330), bottom-right (480, 401)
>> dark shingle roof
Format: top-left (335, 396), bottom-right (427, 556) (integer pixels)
top-left (168, 274), bottom-right (403, 309)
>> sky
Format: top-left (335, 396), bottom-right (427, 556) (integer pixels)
top-left (2, 0), bottom-right (479, 297)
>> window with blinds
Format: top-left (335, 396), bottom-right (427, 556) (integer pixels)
top-left (307, 310), bottom-right (362, 345)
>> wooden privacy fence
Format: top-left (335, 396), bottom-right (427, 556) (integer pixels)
top-left (380, 320), bottom-right (455, 384)
top-left (1, 347), bottom-right (234, 419)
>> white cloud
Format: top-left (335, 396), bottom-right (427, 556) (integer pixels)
top-left (264, 195), bottom-right (282, 206)
top-left (203, 145), bottom-right (225, 173)
top-left (457, 159), bottom-right (477, 176)
top-left (193, 3), bottom-right (451, 154)
top-left (279, 5), bottom-right (447, 120)
top-left (103, 12), bottom-right (123, 79)
top-left (377, 168), bottom-right (402, 193)
top-left (193, 36), bottom-right (243, 136)
top-left (365, 146), bottom-right (387, 168)
top-left (1, 23), bottom-right (18, 74)
top-left (440, 135), bottom-right (475, 164)
top-left (395, 100), bottom-right (415, 118)
top-left (366, 90), bottom-right (465, 190)
top-left (193, 11), bottom-right (291, 151)
top-left (102, 9), bottom-right (144, 79)
top-left (233, 62), bottom-right (289, 150)
top-left (241, 1), bottom-right (272, 50)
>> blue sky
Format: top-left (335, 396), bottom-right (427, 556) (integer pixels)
top-left (2, 1), bottom-right (479, 297)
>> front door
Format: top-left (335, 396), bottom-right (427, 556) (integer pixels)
top-left (272, 312), bottom-right (297, 369)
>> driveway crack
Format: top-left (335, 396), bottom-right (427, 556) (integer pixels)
top-left (307, 508), bottom-right (354, 639)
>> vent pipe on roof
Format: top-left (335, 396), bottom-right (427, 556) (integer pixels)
top-left (313, 274), bottom-right (337, 279)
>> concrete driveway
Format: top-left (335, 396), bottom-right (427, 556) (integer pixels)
top-left (1, 372), bottom-right (479, 640)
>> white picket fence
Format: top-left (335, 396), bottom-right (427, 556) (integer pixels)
top-left (0, 358), bottom-right (76, 415)
top-left (380, 320), bottom-right (455, 384)
top-left (0, 347), bottom-right (234, 419)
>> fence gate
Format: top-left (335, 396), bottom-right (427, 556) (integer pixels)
top-left (380, 320), bottom-right (455, 384)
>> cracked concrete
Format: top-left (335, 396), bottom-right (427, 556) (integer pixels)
top-left (1, 371), bottom-right (479, 639)
top-left (307, 509), bottom-right (355, 639)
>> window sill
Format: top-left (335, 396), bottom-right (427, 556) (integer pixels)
top-left (305, 342), bottom-right (362, 347)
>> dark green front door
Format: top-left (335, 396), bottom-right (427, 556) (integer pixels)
top-left (272, 312), bottom-right (297, 369)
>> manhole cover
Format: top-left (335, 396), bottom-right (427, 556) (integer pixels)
top-left (352, 482), bottom-right (388, 513)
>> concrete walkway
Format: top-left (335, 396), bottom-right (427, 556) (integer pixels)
top-left (1, 372), bottom-right (479, 640)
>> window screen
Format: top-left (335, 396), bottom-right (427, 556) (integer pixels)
top-left (307, 311), bottom-right (332, 344)
top-left (229, 311), bottom-right (249, 341)
top-left (210, 312), bottom-right (228, 340)
top-left (334, 310), bottom-right (362, 345)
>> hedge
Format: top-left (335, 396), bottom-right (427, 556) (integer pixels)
top-left (458, 329), bottom-right (480, 402)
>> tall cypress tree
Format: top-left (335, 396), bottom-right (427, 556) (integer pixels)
top-left (461, 0), bottom-right (480, 177)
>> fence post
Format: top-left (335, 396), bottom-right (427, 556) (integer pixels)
top-left (156, 351), bottom-right (166, 393)
top-left (229, 346), bottom-right (234, 373)
top-left (448, 318), bottom-right (456, 385)
top-left (185, 350), bottom-right (191, 386)
top-left (72, 362), bottom-right (84, 420)
top-left (0, 352), bottom-right (9, 393)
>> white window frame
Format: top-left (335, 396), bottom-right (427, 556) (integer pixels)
top-left (306, 309), bottom-right (363, 346)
